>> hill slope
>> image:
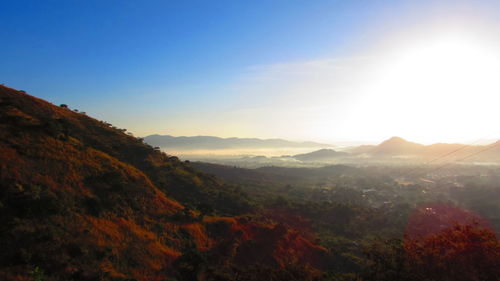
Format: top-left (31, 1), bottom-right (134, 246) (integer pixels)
top-left (292, 149), bottom-right (349, 162)
top-left (0, 86), bottom-right (326, 281)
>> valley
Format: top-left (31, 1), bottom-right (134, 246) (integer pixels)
top-left (1, 86), bottom-right (498, 281)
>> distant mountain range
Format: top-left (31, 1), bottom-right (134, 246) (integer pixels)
top-left (346, 137), bottom-right (425, 156)
top-left (143, 134), bottom-right (333, 150)
top-left (342, 137), bottom-right (500, 163)
top-left (218, 136), bottom-right (500, 165)
top-left (145, 134), bottom-right (500, 164)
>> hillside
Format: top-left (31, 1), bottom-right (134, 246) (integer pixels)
top-left (0, 86), bottom-right (326, 281)
top-left (2, 86), bottom-right (498, 281)
top-left (292, 149), bottom-right (349, 162)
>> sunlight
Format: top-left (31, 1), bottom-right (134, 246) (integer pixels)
top-left (358, 34), bottom-right (500, 143)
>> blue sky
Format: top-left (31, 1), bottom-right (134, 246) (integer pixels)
top-left (2, 0), bottom-right (500, 143)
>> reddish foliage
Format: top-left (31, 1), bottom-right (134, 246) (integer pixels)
top-left (404, 223), bottom-right (500, 281)
top-left (403, 204), bottom-right (499, 281)
top-left (0, 85), bottom-right (329, 280)
top-left (263, 208), bottom-right (315, 240)
top-left (205, 217), bottom-right (327, 269)
top-left (405, 203), bottom-right (491, 239)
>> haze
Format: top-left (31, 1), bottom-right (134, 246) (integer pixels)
top-left (2, 0), bottom-right (500, 144)
top-left (2, 2), bottom-right (500, 280)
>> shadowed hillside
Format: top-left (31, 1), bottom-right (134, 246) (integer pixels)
top-left (0, 86), bottom-right (327, 281)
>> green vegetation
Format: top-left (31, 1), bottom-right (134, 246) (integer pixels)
top-left (0, 85), bottom-right (498, 280)
top-left (29, 266), bottom-right (46, 281)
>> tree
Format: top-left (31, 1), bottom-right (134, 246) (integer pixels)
top-left (363, 222), bottom-right (500, 281)
top-left (403, 223), bottom-right (500, 281)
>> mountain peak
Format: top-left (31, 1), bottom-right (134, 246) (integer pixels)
top-left (373, 136), bottom-right (424, 155)
top-left (381, 136), bottom-right (409, 145)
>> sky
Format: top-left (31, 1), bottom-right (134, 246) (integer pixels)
top-left (2, 0), bottom-right (500, 144)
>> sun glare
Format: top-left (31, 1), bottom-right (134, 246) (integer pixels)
top-left (357, 34), bottom-right (500, 143)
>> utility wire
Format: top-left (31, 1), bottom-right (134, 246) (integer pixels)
top-left (430, 140), bottom-right (500, 174)
top-left (424, 131), bottom-right (500, 165)
top-left (396, 132), bottom-right (500, 180)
